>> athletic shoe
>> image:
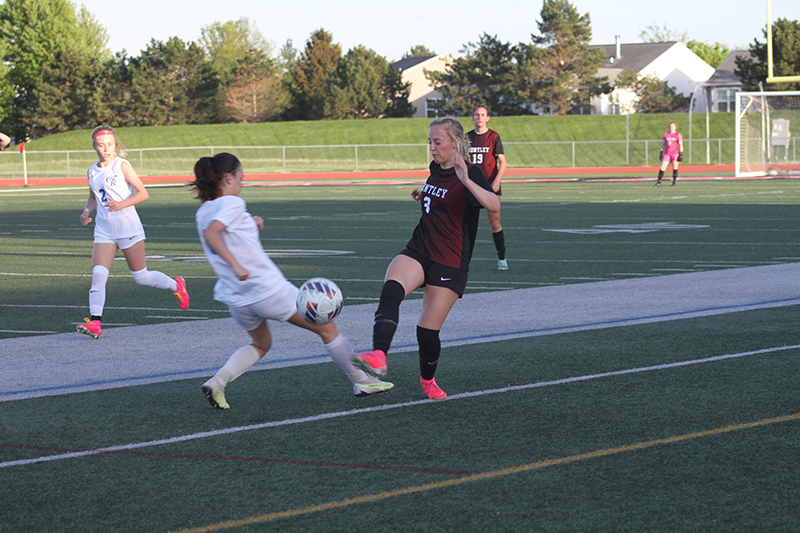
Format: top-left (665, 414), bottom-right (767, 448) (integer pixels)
top-left (76, 318), bottom-right (101, 339)
top-left (671, 180), bottom-right (676, 187)
top-left (353, 375), bottom-right (394, 397)
top-left (201, 380), bottom-right (230, 410)
top-left (351, 349), bottom-right (387, 379)
top-left (654, 181), bottom-right (661, 187)
top-left (174, 277), bottom-right (189, 310)
top-left (420, 377), bottom-right (447, 399)
top-left (497, 259), bottom-right (509, 271)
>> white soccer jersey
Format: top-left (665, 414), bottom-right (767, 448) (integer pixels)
top-left (196, 195), bottom-right (289, 307)
top-left (87, 157), bottom-right (145, 240)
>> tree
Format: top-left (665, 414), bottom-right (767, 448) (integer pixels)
top-left (25, 41), bottom-right (111, 135)
top-left (284, 29), bottom-right (341, 120)
top-left (427, 33), bottom-right (525, 116)
top-left (224, 50), bottom-right (288, 122)
top-left (324, 45), bottom-right (413, 119)
top-left (517, 0), bottom-right (609, 115)
top-left (126, 37), bottom-right (219, 126)
top-left (638, 23), bottom-right (689, 43)
top-left (614, 67), bottom-right (690, 113)
top-left (686, 40), bottom-right (729, 68)
top-left (736, 18), bottom-right (800, 91)
top-left (402, 45), bottom-right (436, 59)
top-left (0, 0), bottom-right (111, 137)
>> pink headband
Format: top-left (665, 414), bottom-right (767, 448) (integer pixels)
top-left (92, 129), bottom-right (115, 139)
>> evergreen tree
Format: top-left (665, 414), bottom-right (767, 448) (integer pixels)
top-left (126, 37), bottom-right (219, 126)
top-left (284, 29), bottom-right (341, 121)
top-left (427, 33), bottom-right (525, 116)
top-left (638, 23), bottom-right (689, 43)
top-left (736, 18), bottom-right (800, 91)
top-left (402, 45), bottom-right (436, 59)
top-left (26, 41), bottom-right (111, 135)
top-left (517, 0), bottom-right (609, 115)
top-left (324, 45), bottom-right (413, 119)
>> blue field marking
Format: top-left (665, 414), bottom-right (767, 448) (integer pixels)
top-left (2, 295), bottom-right (799, 400)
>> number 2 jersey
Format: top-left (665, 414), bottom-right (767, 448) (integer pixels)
top-left (87, 157), bottom-right (144, 240)
top-left (406, 161), bottom-right (494, 271)
top-left (466, 129), bottom-right (504, 181)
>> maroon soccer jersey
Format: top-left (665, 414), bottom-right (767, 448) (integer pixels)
top-left (406, 162), bottom-right (493, 270)
top-left (467, 129), bottom-right (504, 180)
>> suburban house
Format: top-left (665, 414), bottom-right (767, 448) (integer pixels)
top-left (391, 54), bottom-right (450, 119)
top-left (590, 38), bottom-right (715, 114)
top-left (703, 50), bottom-right (752, 112)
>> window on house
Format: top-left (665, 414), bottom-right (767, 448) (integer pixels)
top-left (426, 98), bottom-right (442, 118)
top-left (716, 89), bottom-right (736, 112)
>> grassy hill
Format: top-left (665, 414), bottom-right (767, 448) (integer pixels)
top-left (27, 113), bottom-right (736, 151)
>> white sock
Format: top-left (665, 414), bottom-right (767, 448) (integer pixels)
top-left (89, 265), bottom-right (109, 317)
top-left (324, 335), bottom-right (367, 383)
top-left (130, 267), bottom-right (177, 291)
top-left (211, 345), bottom-right (262, 388)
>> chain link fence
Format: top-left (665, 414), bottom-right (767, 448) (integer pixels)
top-left (0, 139), bottom-right (737, 179)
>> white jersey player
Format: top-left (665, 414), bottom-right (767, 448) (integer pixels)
top-left (190, 152), bottom-right (393, 409)
top-left (76, 125), bottom-right (189, 339)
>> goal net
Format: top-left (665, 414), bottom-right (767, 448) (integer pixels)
top-left (735, 91), bottom-right (800, 177)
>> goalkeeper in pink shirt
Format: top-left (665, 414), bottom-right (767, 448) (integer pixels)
top-left (655, 122), bottom-right (683, 187)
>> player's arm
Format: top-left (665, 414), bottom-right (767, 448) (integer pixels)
top-left (80, 190), bottom-right (96, 226)
top-left (105, 162), bottom-right (149, 211)
top-left (493, 153), bottom-right (507, 192)
top-left (203, 220), bottom-right (250, 281)
top-left (453, 156), bottom-right (500, 213)
top-left (0, 132), bottom-right (10, 151)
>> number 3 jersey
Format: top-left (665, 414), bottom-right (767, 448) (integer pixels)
top-left (87, 157), bottom-right (144, 240)
top-left (406, 161), bottom-right (493, 271)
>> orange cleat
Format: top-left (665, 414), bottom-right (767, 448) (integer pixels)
top-left (351, 349), bottom-right (387, 379)
top-left (174, 276), bottom-right (190, 310)
top-left (420, 377), bottom-right (447, 399)
top-left (76, 318), bottom-right (102, 339)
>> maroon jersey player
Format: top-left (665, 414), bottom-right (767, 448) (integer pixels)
top-left (467, 104), bottom-right (508, 270)
top-left (351, 117), bottom-right (500, 399)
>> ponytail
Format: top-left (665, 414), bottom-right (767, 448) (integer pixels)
top-left (189, 152), bottom-right (242, 202)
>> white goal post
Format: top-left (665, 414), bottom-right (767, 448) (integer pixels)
top-left (735, 91), bottom-right (800, 177)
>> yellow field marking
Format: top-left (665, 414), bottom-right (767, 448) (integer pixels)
top-left (170, 412), bottom-right (800, 533)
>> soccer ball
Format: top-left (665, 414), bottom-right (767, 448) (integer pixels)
top-left (296, 277), bottom-right (344, 325)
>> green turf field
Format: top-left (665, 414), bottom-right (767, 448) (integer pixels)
top-left (1, 179), bottom-right (799, 531)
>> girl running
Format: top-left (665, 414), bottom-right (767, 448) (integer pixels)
top-left (77, 125), bottom-right (189, 339)
top-left (352, 117), bottom-right (500, 399)
top-left (191, 152), bottom-right (393, 409)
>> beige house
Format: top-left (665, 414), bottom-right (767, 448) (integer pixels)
top-left (391, 54), bottom-right (451, 119)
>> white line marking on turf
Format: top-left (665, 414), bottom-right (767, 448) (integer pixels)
top-left (2, 344), bottom-right (797, 470)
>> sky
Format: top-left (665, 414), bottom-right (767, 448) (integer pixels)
top-left (77, 0), bottom-right (798, 62)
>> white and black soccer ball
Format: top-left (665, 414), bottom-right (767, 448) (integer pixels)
top-left (296, 277), bottom-right (344, 325)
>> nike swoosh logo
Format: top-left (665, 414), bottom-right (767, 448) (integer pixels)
top-left (440, 277), bottom-right (451, 282)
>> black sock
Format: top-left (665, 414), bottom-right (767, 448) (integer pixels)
top-left (672, 170), bottom-right (678, 181)
top-left (657, 170), bottom-right (664, 180)
top-left (91, 315), bottom-right (102, 322)
top-left (492, 230), bottom-right (506, 260)
top-left (373, 280), bottom-right (405, 353)
top-left (417, 326), bottom-right (441, 380)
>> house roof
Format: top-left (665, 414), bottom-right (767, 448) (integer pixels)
top-left (592, 42), bottom-right (677, 73)
top-left (704, 50), bottom-right (751, 86)
top-left (392, 55), bottom-right (437, 72)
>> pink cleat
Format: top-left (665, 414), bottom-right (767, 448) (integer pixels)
top-left (76, 318), bottom-right (102, 339)
top-left (351, 349), bottom-right (387, 379)
top-left (174, 277), bottom-right (190, 310)
top-left (420, 377), bottom-right (447, 399)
